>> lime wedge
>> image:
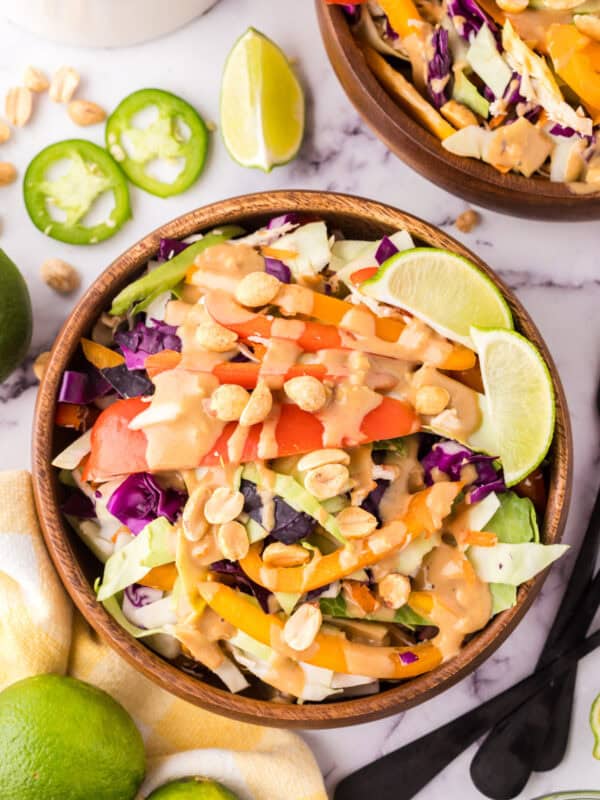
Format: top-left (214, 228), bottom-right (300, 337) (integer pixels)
top-left (470, 327), bottom-right (555, 486)
top-left (591, 692), bottom-right (600, 759)
top-left (0, 249), bottom-right (32, 384)
top-left (361, 248), bottom-right (513, 347)
top-left (220, 28), bottom-right (305, 171)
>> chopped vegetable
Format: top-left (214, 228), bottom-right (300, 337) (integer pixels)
top-left (106, 88), bottom-right (209, 197)
top-left (24, 140), bottom-right (131, 244)
top-left (106, 473), bottom-right (185, 534)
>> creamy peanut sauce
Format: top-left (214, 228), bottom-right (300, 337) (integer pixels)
top-left (175, 607), bottom-right (235, 670)
top-left (415, 544), bottom-right (492, 659)
top-left (317, 383), bottom-right (383, 447)
top-left (411, 364), bottom-right (481, 441)
top-left (188, 243), bottom-right (265, 293)
top-left (348, 444), bottom-right (377, 506)
top-left (507, 8), bottom-right (572, 50)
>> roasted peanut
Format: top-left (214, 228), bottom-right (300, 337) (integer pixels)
top-left (239, 380), bottom-right (272, 426)
top-left (415, 385), bottom-right (451, 416)
top-left (336, 506), bottom-right (378, 539)
top-left (5, 87), bottom-right (32, 127)
top-left (262, 542), bottom-right (311, 567)
top-left (283, 603), bottom-right (322, 651)
top-left (378, 573), bottom-right (411, 609)
top-left (33, 351), bottom-right (51, 382)
top-left (304, 463), bottom-right (351, 500)
top-left (196, 320), bottom-right (238, 352)
top-left (182, 486), bottom-right (212, 541)
top-left (40, 258), bottom-right (80, 294)
top-left (217, 521), bottom-right (250, 561)
top-left (210, 383), bottom-right (250, 422)
top-left (49, 66), bottom-right (80, 103)
top-left (455, 209), bottom-right (481, 233)
top-left (235, 271), bottom-right (280, 307)
top-left (574, 14), bottom-right (600, 40)
top-left (0, 121), bottom-right (11, 144)
top-left (24, 66), bottom-right (49, 92)
top-left (297, 448), bottom-right (350, 472)
top-left (283, 375), bottom-right (328, 413)
top-left (68, 99), bottom-right (107, 126)
top-left (204, 487), bottom-right (245, 525)
top-left (0, 162), bottom-right (17, 186)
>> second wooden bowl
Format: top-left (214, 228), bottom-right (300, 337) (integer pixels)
top-left (32, 190), bottom-right (572, 728)
top-left (316, 2), bottom-right (600, 221)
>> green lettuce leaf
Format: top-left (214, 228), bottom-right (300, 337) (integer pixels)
top-left (486, 491), bottom-right (540, 544)
top-left (489, 583), bottom-right (517, 614)
top-left (319, 593), bottom-right (430, 629)
top-left (96, 517), bottom-right (175, 601)
top-left (468, 542), bottom-right (568, 585)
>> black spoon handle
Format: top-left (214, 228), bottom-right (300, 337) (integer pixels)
top-left (333, 628), bottom-right (600, 800)
top-left (471, 486), bottom-right (600, 798)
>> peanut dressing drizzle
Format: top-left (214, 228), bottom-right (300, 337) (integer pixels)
top-left (411, 364), bottom-right (481, 441)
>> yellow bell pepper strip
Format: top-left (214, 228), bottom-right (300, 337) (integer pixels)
top-left (239, 483), bottom-right (463, 593)
top-left (81, 337), bottom-right (124, 369)
top-left (377, 0), bottom-right (423, 39)
top-left (360, 43), bottom-right (456, 141)
top-left (138, 563), bottom-right (178, 591)
top-left (198, 581), bottom-right (442, 679)
top-left (547, 24), bottom-right (600, 113)
top-left (273, 285), bottom-right (476, 371)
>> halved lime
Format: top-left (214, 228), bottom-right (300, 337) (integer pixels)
top-left (470, 327), bottom-right (555, 486)
top-left (590, 692), bottom-right (600, 759)
top-left (220, 28), bottom-right (305, 171)
top-left (147, 777), bottom-right (240, 799)
top-left (0, 249), bottom-right (32, 384)
top-left (361, 248), bottom-right (513, 348)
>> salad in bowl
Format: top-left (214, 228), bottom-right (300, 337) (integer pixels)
top-left (50, 207), bottom-right (567, 705)
top-left (328, 0), bottom-right (600, 188)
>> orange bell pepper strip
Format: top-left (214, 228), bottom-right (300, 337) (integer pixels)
top-left (547, 24), bottom-right (600, 113)
top-left (138, 563), bottom-right (178, 591)
top-left (55, 402), bottom-right (99, 432)
top-left (83, 394), bottom-right (420, 480)
top-left (205, 290), bottom-right (475, 370)
top-left (81, 338), bottom-right (125, 369)
top-left (464, 530), bottom-right (498, 547)
top-left (239, 483), bottom-right (462, 593)
top-left (377, 0), bottom-right (422, 39)
top-left (198, 581), bottom-right (442, 679)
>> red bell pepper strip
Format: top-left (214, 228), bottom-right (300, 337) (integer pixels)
top-left (83, 395), bottom-right (419, 480)
top-left (55, 402), bottom-right (99, 432)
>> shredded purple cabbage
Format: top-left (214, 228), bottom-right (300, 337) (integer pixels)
top-left (58, 369), bottom-right (112, 404)
top-left (447, 0), bottom-right (498, 41)
top-left (61, 490), bottom-right (96, 519)
top-left (374, 236), bottom-right (399, 265)
top-left (421, 440), bottom-right (506, 503)
top-left (240, 479), bottom-right (315, 544)
top-left (399, 651), bottom-right (418, 665)
top-left (124, 584), bottom-right (162, 608)
top-left (306, 584), bottom-right (332, 602)
top-left (210, 560), bottom-right (272, 613)
top-left (115, 319), bottom-right (181, 371)
top-left (361, 479), bottom-right (389, 527)
top-left (106, 473), bottom-right (185, 535)
top-left (549, 123), bottom-right (577, 137)
top-left (264, 257), bottom-right (292, 283)
top-left (267, 213), bottom-right (300, 230)
top-left (101, 365), bottom-right (154, 398)
top-left (427, 28), bottom-right (453, 109)
top-left (384, 14), bottom-right (399, 39)
top-left (158, 237), bottom-right (190, 262)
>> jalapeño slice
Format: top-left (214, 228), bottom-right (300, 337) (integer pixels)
top-left (106, 88), bottom-right (209, 198)
top-left (23, 139), bottom-right (131, 245)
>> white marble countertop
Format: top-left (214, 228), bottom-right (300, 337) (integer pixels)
top-left (1, 1), bottom-right (599, 798)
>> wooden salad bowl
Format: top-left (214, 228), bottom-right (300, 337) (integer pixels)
top-left (32, 190), bottom-right (572, 728)
top-left (316, 2), bottom-right (600, 221)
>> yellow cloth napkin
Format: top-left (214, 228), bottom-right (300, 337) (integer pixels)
top-left (0, 471), bottom-right (327, 800)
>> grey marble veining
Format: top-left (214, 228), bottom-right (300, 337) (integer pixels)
top-left (0, 1), bottom-right (599, 797)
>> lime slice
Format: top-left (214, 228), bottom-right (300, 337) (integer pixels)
top-left (470, 327), bottom-right (555, 486)
top-left (591, 692), bottom-right (600, 759)
top-left (0, 249), bottom-right (32, 383)
top-left (361, 248), bottom-right (513, 347)
top-left (220, 28), bottom-right (305, 171)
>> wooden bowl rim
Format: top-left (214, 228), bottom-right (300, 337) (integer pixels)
top-left (32, 190), bottom-right (573, 728)
top-left (316, 2), bottom-right (600, 220)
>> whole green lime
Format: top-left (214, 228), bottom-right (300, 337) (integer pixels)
top-left (0, 249), bottom-right (32, 384)
top-left (147, 778), bottom-right (240, 799)
top-left (0, 674), bottom-right (145, 800)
